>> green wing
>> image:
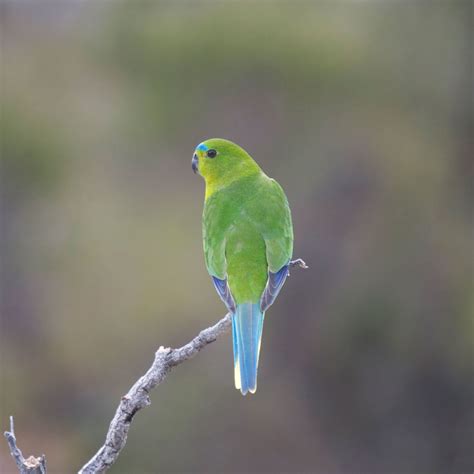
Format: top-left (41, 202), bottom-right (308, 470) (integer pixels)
top-left (254, 177), bottom-right (293, 273)
top-left (202, 189), bottom-right (233, 279)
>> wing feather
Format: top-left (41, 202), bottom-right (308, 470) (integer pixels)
top-left (212, 276), bottom-right (236, 313)
top-left (260, 264), bottom-right (289, 312)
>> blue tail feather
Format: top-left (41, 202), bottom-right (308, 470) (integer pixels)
top-left (231, 315), bottom-right (240, 390)
top-left (232, 303), bottom-right (265, 395)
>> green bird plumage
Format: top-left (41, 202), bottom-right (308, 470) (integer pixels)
top-left (192, 138), bottom-right (293, 395)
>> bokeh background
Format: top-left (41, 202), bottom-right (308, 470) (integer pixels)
top-left (1, 1), bottom-right (473, 473)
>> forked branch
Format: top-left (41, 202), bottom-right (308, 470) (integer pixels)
top-left (5, 259), bottom-right (307, 473)
top-left (4, 416), bottom-right (46, 474)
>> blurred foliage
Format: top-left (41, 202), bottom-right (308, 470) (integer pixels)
top-left (1, 101), bottom-right (64, 201)
top-left (1, 2), bottom-right (472, 473)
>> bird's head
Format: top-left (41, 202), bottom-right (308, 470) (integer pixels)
top-left (192, 139), bottom-right (260, 195)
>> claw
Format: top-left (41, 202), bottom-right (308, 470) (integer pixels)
top-left (290, 258), bottom-right (308, 269)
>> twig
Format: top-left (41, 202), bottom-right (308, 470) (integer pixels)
top-left (4, 258), bottom-right (307, 474)
top-left (4, 416), bottom-right (46, 474)
top-left (78, 313), bottom-right (232, 474)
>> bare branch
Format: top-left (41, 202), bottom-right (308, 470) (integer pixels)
top-left (78, 313), bottom-right (232, 474)
top-left (4, 416), bottom-right (46, 474)
top-left (4, 257), bottom-right (306, 474)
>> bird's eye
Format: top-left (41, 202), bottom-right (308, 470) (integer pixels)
top-left (206, 149), bottom-right (217, 158)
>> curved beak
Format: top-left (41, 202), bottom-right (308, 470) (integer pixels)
top-left (192, 153), bottom-right (199, 174)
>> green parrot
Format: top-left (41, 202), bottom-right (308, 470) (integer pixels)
top-left (192, 138), bottom-right (294, 395)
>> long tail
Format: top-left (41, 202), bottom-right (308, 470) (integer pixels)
top-left (232, 303), bottom-right (265, 395)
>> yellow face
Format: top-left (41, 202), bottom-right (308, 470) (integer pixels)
top-left (192, 138), bottom-right (259, 179)
top-left (191, 141), bottom-right (219, 179)
top-left (192, 138), bottom-right (261, 199)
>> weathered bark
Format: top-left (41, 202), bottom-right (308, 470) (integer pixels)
top-left (78, 313), bottom-right (232, 474)
top-left (4, 417), bottom-right (46, 474)
top-left (4, 259), bottom-right (307, 473)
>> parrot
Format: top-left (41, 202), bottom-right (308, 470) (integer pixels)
top-left (192, 138), bottom-right (294, 395)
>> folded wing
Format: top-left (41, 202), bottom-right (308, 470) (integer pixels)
top-left (212, 276), bottom-right (236, 314)
top-left (260, 264), bottom-right (290, 312)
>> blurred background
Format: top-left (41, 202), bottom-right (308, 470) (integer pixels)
top-left (1, 1), bottom-right (473, 473)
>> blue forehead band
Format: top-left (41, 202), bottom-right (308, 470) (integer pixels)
top-left (197, 143), bottom-right (208, 152)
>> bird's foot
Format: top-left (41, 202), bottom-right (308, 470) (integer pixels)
top-left (289, 258), bottom-right (308, 270)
